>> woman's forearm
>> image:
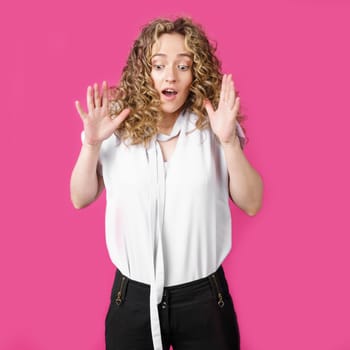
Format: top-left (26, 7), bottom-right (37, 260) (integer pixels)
top-left (222, 137), bottom-right (263, 216)
top-left (70, 142), bottom-right (103, 209)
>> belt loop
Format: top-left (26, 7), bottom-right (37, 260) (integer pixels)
top-left (208, 268), bottom-right (225, 308)
top-left (115, 271), bottom-right (129, 306)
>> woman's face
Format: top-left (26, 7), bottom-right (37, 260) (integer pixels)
top-left (150, 33), bottom-right (193, 120)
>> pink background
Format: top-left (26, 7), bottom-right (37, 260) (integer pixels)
top-left (1, 0), bottom-right (350, 349)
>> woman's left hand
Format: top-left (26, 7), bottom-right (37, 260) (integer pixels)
top-left (204, 73), bottom-right (240, 145)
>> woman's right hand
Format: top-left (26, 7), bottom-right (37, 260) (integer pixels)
top-left (75, 81), bottom-right (130, 146)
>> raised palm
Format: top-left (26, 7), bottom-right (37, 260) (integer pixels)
top-left (204, 74), bottom-right (240, 145)
top-left (75, 81), bottom-right (130, 145)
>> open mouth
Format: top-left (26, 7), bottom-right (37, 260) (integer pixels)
top-left (162, 89), bottom-right (178, 97)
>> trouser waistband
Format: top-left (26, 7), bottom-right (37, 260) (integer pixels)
top-left (109, 265), bottom-right (231, 309)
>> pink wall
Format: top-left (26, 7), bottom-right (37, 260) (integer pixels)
top-left (1, 0), bottom-right (350, 349)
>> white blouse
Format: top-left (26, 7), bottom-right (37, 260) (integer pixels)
top-left (81, 110), bottom-right (245, 350)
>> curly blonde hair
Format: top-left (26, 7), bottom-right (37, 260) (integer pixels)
top-left (109, 16), bottom-right (247, 148)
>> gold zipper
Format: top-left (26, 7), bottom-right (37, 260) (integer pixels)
top-left (211, 274), bottom-right (225, 308)
top-left (116, 276), bottom-right (126, 305)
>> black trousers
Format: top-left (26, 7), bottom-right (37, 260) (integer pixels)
top-left (105, 265), bottom-right (240, 350)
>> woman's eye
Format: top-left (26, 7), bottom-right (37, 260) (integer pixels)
top-left (153, 64), bottom-right (164, 70)
top-left (178, 65), bottom-right (190, 71)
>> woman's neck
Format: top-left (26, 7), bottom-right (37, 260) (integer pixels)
top-left (157, 111), bottom-right (181, 135)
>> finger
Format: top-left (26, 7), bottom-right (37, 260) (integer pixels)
top-left (225, 74), bottom-right (233, 103)
top-left (112, 108), bottom-right (131, 129)
top-left (219, 74), bottom-right (227, 105)
top-left (203, 99), bottom-right (214, 118)
top-left (228, 79), bottom-right (236, 109)
top-left (102, 81), bottom-right (108, 108)
top-left (75, 100), bottom-right (87, 121)
top-left (94, 82), bottom-right (101, 108)
top-left (87, 85), bottom-right (94, 113)
top-left (232, 97), bottom-right (240, 118)
top-left (224, 74), bottom-right (230, 102)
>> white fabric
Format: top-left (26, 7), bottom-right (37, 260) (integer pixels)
top-left (163, 161), bottom-right (168, 177)
top-left (81, 110), bottom-right (245, 350)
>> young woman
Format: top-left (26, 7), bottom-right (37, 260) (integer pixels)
top-left (71, 16), bottom-right (263, 350)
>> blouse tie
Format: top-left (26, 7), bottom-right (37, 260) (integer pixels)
top-left (146, 113), bottom-right (185, 350)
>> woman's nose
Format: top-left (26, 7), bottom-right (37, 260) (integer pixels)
top-left (165, 66), bottom-right (176, 82)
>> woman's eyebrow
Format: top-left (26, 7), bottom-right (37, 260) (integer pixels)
top-left (151, 53), bottom-right (193, 59)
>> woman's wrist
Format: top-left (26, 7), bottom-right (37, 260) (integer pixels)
top-left (82, 139), bottom-right (102, 151)
top-left (220, 135), bottom-right (241, 150)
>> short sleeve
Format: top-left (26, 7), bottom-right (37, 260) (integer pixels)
top-left (236, 121), bottom-right (246, 150)
top-left (80, 131), bottom-right (103, 176)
